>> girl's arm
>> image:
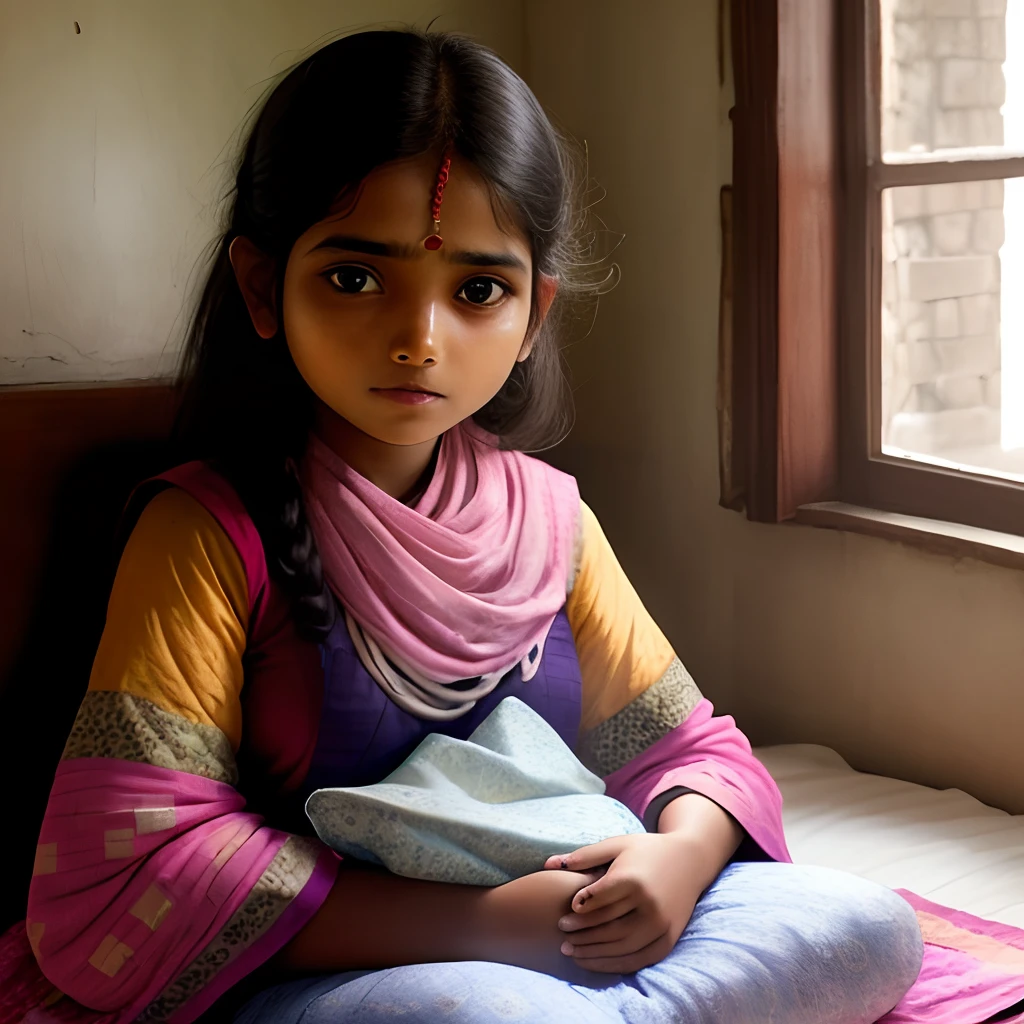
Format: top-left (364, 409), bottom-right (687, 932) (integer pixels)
top-left (568, 500), bottom-right (791, 864)
top-left (538, 500), bottom-right (782, 973)
top-left (655, 790), bottom-right (744, 884)
top-left (274, 861), bottom-right (600, 979)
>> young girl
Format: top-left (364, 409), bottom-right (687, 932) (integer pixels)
top-left (17, 28), bottom-right (923, 1024)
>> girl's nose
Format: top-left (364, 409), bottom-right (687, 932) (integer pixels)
top-left (389, 301), bottom-right (441, 366)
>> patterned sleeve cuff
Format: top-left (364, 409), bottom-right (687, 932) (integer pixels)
top-left (139, 837), bottom-right (339, 1023)
top-left (576, 656), bottom-right (703, 777)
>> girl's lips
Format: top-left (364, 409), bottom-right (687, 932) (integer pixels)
top-left (371, 388), bottom-right (442, 405)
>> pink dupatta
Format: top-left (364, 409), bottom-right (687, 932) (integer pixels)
top-left (301, 424), bottom-right (581, 693)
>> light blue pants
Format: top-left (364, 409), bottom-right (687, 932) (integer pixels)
top-left (235, 862), bottom-right (924, 1024)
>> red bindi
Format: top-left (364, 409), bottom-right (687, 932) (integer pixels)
top-left (423, 148), bottom-right (453, 250)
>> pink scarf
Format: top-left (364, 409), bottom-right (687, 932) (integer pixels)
top-left (300, 422), bottom-right (580, 718)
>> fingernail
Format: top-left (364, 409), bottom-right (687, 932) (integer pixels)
top-left (561, 941), bottom-right (574, 956)
top-left (560, 858), bottom-right (568, 870)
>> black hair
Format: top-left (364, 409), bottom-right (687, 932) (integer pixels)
top-left (174, 28), bottom-right (608, 640)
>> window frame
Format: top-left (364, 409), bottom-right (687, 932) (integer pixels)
top-left (840, 0), bottom-right (1024, 537)
top-left (728, 0), bottom-right (839, 522)
top-left (728, 0), bottom-right (1024, 538)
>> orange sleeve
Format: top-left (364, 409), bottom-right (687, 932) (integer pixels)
top-left (87, 486), bottom-right (249, 750)
top-left (566, 501), bottom-right (679, 734)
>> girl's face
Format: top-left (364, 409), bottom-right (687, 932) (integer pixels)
top-left (273, 154), bottom-right (548, 448)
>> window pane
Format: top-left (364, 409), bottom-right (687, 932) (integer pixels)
top-left (880, 0), bottom-right (1024, 161)
top-left (881, 178), bottom-right (1024, 481)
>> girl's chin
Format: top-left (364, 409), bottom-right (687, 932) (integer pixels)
top-left (314, 401), bottom-right (455, 449)
top-left (348, 418), bottom-right (455, 449)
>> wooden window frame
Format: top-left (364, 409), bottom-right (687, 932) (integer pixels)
top-left (728, 0), bottom-right (839, 523)
top-left (728, 0), bottom-right (1024, 539)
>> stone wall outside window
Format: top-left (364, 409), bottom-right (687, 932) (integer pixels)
top-left (880, 0), bottom-right (1007, 457)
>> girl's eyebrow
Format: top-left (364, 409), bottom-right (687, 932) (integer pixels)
top-left (306, 234), bottom-right (528, 272)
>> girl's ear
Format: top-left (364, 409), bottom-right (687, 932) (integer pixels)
top-left (517, 272), bottom-right (559, 362)
top-left (229, 236), bottom-right (279, 339)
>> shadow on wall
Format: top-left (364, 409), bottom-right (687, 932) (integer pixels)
top-left (0, 436), bottom-right (178, 931)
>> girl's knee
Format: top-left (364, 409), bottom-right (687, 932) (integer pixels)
top-left (798, 865), bottom-right (924, 1005)
top-left (701, 863), bottom-right (923, 1020)
top-left (854, 880), bottom-right (924, 995)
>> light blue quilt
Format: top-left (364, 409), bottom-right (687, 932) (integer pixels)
top-left (304, 696), bottom-right (646, 885)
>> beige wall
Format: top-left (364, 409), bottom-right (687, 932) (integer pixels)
top-left (0, 0), bottom-right (523, 383)
top-left (525, 0), bottom-right (1024, 813)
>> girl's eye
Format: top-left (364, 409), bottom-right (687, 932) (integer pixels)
top-left (458, 277), bottom-right (508, 307)
top-left (327, 266), bottom-right (381, 294)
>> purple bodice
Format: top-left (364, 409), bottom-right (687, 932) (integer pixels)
top-left (300, 607), bottom-right (583, 796)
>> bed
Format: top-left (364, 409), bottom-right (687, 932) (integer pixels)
top-left (755, 743), bottom-right (1024, 929)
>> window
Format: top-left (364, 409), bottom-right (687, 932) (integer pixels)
top-left (727, 0), bottom-right (1024, 538)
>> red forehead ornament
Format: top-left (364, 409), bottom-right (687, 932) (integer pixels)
top-left (423, 148), bottom-right (453, 251)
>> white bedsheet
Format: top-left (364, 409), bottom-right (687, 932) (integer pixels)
top-left (752, 743), bottom-right (1024, 928)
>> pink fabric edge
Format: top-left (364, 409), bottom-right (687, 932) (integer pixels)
top-left (649, 771), bottom-right (793, 864)
top-left (34, 757), bottom-right (291, 1023)
top-left (895, 889), bottom-right (1024, 950)
top-left (873, 890), bottom-right (1024, 1024)
top-left (878, 946), bottom-right (1024, 1024)
top-left (168, 845), bottom-right (340, 1024)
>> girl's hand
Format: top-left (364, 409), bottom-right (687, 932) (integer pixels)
top-left (543, 834), bottom-right (709, 974)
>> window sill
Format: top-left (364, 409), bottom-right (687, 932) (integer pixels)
top-left (795, 501), bottom-right (1024, 571)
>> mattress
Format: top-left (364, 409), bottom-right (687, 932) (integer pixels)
top-left (752, 743), bottom-right (1024, 928)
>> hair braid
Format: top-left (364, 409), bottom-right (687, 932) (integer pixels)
top-left (267, 466), bottom-right (336, 641)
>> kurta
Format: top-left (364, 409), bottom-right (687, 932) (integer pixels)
top-left (23, 457), bottom-right (788, 1023)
